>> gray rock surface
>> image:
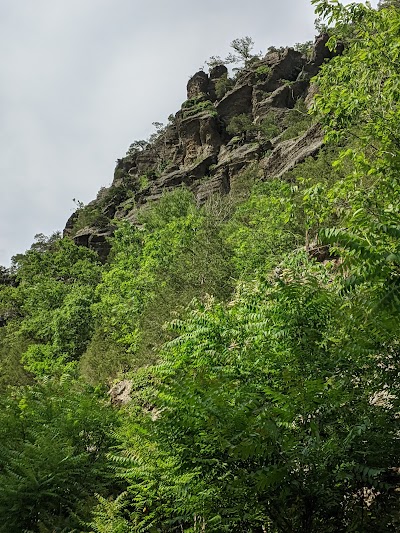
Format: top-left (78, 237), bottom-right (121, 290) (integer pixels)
top-left (66, 37), bottom-right (332, 258)
top-left (262, 123), bottom-right (324, 179)
top-left (187, 71), bottom-right (209, 100)
top-left (108, 380), bottom-right (132, 406)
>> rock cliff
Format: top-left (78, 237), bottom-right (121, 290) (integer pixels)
top-left (64, 35), bottom-right (339, 260)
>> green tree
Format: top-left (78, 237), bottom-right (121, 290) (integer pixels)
top-left (311, 0), bottom-right (400, 305)
top-left (0, 379), bottom-right (119, 532)
top-left (2, 235), bottom-right (101, 378)
top-left (95, 255), bottom-right (399, 531)
top-left (90, 189), bottom-right (234, 378)
top-left (225, 36), bottom-right (259, 64)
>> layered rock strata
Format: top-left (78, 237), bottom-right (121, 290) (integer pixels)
top-left (65, 35), bottom-right (339, 259)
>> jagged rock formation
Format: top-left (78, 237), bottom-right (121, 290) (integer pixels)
top-left (262, 122), bottom-right (324, 179)
top-left (64, 34), bottom-right (339, 259)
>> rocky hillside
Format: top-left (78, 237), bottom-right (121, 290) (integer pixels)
top-left (64, 34), bottom-right (339, 260)
top-left (2, 4), bottom-right (400, 530)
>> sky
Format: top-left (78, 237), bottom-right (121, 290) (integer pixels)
top-left (0, 0), bottom-right (376, 266)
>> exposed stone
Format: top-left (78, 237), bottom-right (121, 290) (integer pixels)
top-left (73, 228), bottom-right (90, 248)
top-left (157, 155), bottom-right (217, 191)
top-left (217, 141), bottom-right (269, 177)
top-left (195, 171), bottom-right (230, 204)
top-left (302, 34), bottom-right (345, 77)
top-left (216, 84), bottom-right (253, 124)
top-left (65, 38), bottom-right (334, 260)
top-left (262, 122), bottom-right (324, 179)
top-left (253, 80), bottom-right (309, 121)
top-left (265, 48), bottom-right (305, 82)
top-left (192, 140), bottom-right (271, 205)
top-left (187, 71), bottom-right (209, 100)
top-left (73, 226), bottom-right (114, 262)
top-left (209, 64), bottom-right (228, 80)
top-left (304, 82), bottom-right (320, 110)
top-left (63, 210), bottom-right (79, 237)
top-left (312, 33), bottom-right (344, 67)
top-left (108, 379), bottom-right (132, 406)
top-left (208, 64), bottom-right (229, 102)
top-left (177, 111), bottom-right (222, 166)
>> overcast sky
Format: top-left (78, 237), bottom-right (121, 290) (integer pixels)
top-left (0, 0), bottom-right (376, 266)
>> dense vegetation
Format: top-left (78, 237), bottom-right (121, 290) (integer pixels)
top-left (0, 2), bottom-right (399, 531)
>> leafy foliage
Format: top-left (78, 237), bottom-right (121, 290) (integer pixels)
top-left (1, 3), bottom-right (400, 531)
top-left (0, 379), bottom-right (119, 532)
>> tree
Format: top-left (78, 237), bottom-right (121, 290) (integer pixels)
top-left (3, 235), bottom-right (101, 378)
top-left (89, 5), bottom-right (400, 530)
top-left (311, 0), bottom-right (400, 304)
top-left (126, 139), bottom-right (149, 156)
top-left (93, 256), bottom-right (400, 531)
top-left (226, 36), bottom-right (258, 63)
top-left (0, 379), bottom-right (119, 532)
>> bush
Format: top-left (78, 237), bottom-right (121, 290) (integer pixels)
top-left (226, 113), bottom-right (256, 138)
top-left (255, 64), bottom-right (271, 79)
top-left (80, 329), bottom-right (132, 385)
top-left (182, 99), bottom-right (217, 118)
top-left (0, 379), bottom-right (119, 532)
top-left (214, 74), bottom-right (234, 99)
top-left (259, 111), bottom-right (281, 139)
top-left (280, 99), bottom-right (313, 140)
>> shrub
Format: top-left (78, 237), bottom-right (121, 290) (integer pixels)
top-left (259, 111), bottom-right (281, 139)
top-left (255, 64), bottom-right (271, 79)
top-left (214, 74), bottom-right (234, 99)
top-left (226, 113), bottom-right (256, 138)
top-left (182, 99), bottom-right (217, 118)
top-left (280, 99), bottom-right (313, 140)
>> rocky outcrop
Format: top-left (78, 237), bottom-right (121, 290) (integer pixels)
top-left (187, 71), bottom-right (210, 100)
top-left (177, 111), bottom-right (222, 166)
top-left (74, 226), bottom-right (114, 262)
top-left (66, 37), bottom-right (332, 258)
top-left (216, 84), bottom-right (254, 124)
top-left (265, 47), bottom-right (304, 82)
top-left (303, 33), bottom-right (345, 77)
top-left (108, 380), bottom-right (132, 406)
top-left (262, 122), bottom-right (324, 179)
top-left (253, 80), bottom-right (309, 122)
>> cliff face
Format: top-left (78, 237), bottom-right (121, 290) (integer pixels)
top-left (64, 35), bottom-right (337, 260)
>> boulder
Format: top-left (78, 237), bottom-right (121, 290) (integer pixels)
top-left (312, 33), bottom-right (344, 67)
top-left (303, 34), bottom-right (345, 77)
top-left (73, 226), bottom-right (114, 262)
top-left (209, 64), bottom-right (228, 81)
top-left (265, 48), bottom-right (305, 82)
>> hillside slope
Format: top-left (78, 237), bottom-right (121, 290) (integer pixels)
top-left (64, 35), bottom-right (335, 260)
top-left (0, 2), bottom-right (399, 531)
